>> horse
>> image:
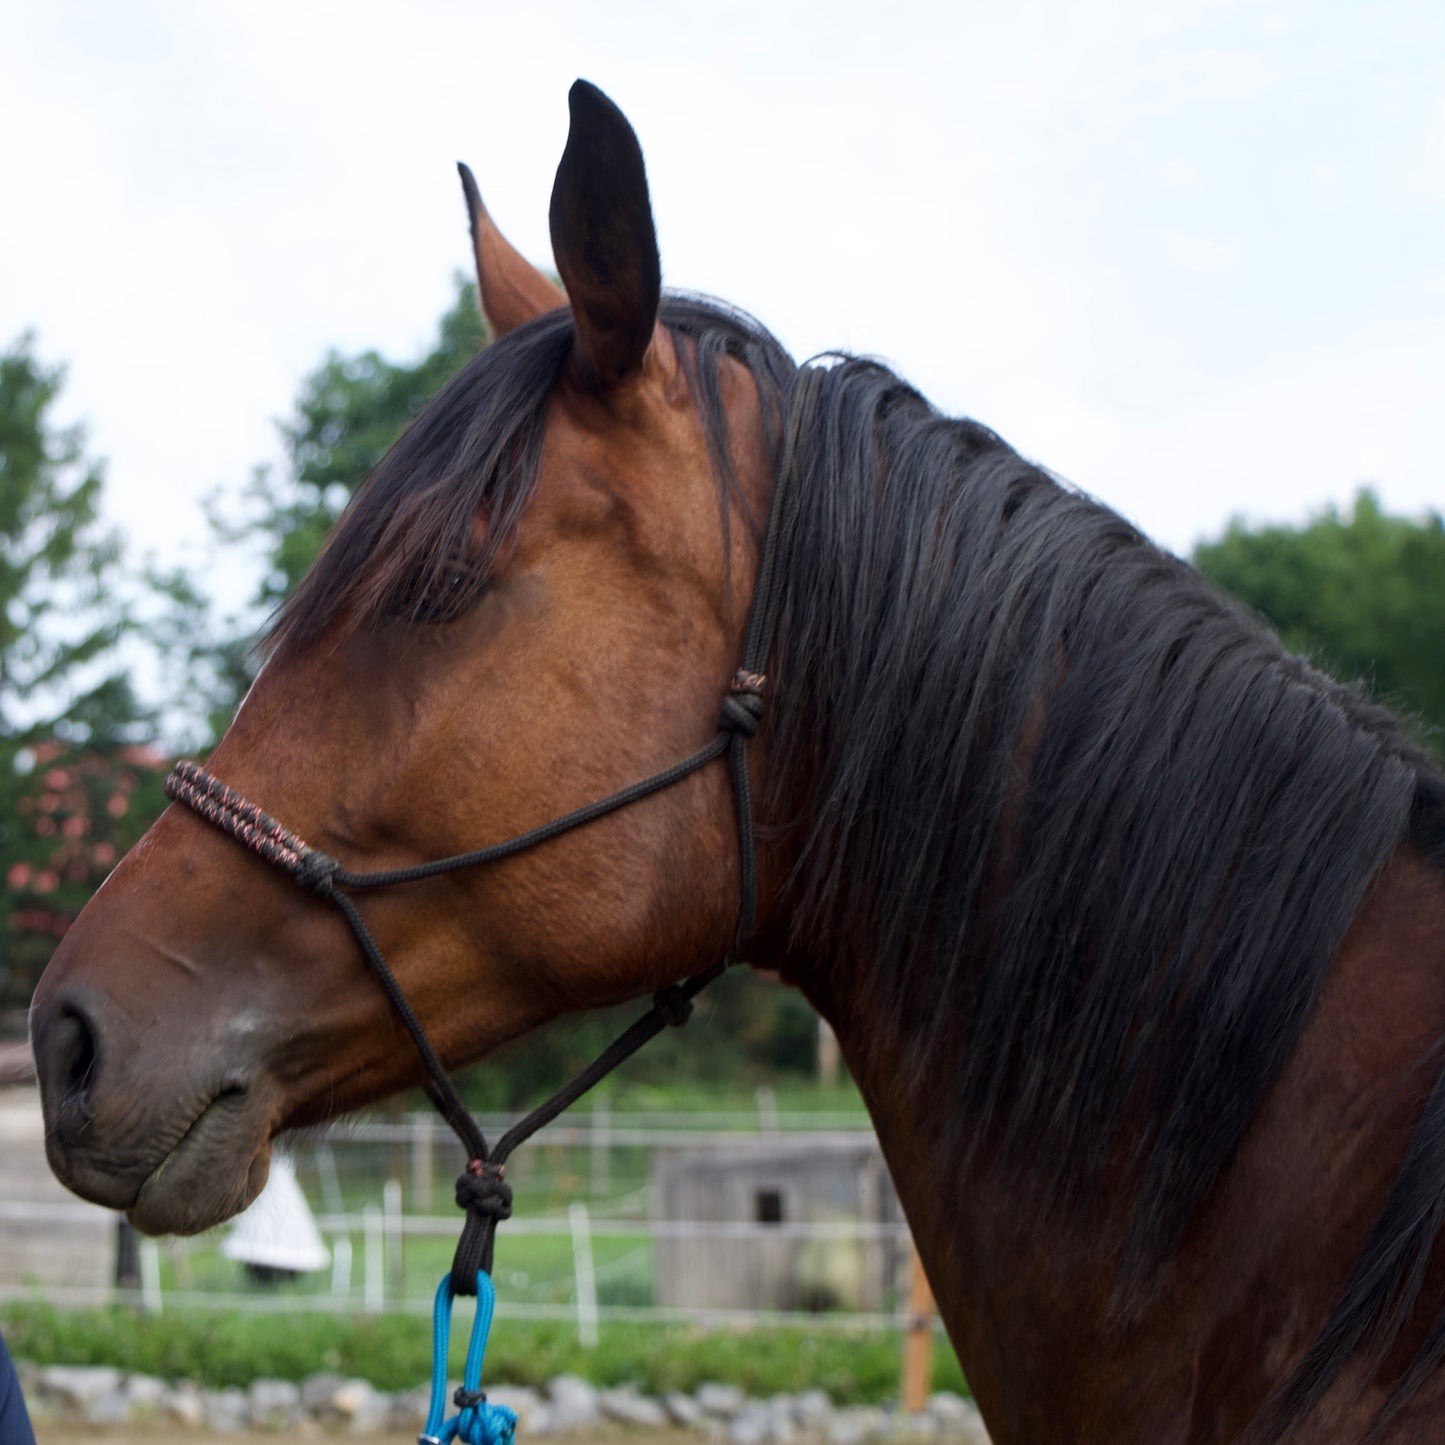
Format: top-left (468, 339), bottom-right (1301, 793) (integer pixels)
top-left (28, 80), bottom-right (1445, 1443)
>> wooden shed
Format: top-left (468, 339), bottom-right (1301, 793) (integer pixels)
top-left (649, 1133), bottom-right (905, 1312)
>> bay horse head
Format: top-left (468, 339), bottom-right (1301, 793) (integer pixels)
top-left (28, 79), bottom-right (1445, 1444)
top-left (31, 81), bottom-right (792, 1236)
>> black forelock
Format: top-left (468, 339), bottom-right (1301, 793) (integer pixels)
top-left (267, 294), bottom-right (796, 655)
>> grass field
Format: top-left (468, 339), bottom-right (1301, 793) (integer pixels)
top-left (3, 1301), bottom-right (969, 1403)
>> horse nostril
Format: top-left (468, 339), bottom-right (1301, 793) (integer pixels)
top-left (43, 999), bottom-right (101, 1117)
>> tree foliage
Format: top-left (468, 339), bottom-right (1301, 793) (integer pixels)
top-left (239, 278), bottom-right (488, 610)
top-left (0, 336), bottom-right (130, 740)
top-left (163, 280), bottom-right (490, 741)
top-left (2, 741), bottom-right (170, 1025)
top-left (1193, 489), bottom-right (1445, 756)
top-left (0, 335), bottom-right (161, 1021)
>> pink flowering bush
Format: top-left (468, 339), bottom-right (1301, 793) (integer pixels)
top-left (1, 742), bottom-right (172, 1023)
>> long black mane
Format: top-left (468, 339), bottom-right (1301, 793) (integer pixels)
top-left (273, 294), bottom-right (1445, 1433)
top-left (766, 356), bottom-right (1445, 1432)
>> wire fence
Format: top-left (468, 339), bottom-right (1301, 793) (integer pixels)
top-left (2, 1103), bottom-right (923, 1337)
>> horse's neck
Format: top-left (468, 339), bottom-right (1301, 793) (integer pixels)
top-left (786, 844), bottom-right (1445, 1443)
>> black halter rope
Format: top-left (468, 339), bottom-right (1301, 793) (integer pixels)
top-left (162, 368), bottom-right (817, 1295)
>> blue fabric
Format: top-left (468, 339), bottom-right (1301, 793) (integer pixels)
top-left (0, 1332), bottom-right (36, 1445)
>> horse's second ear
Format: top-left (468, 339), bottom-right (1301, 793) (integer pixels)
top-left (458, 163), bottom-right (567, 338)
top-left (548, 80), bottom-right (661, 389)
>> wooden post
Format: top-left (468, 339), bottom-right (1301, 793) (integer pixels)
top-left (901, 1242), bottom-right (936, 1413)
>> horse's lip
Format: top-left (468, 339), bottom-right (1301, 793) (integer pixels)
top-left (127, 1085), bottom-right (272, 1236)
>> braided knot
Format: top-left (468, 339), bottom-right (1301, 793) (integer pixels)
top-left (294, 848), bottom-right (340, 896)
top-left (653, 984), bottom-right (694, 1028)
top-left (456, 1399), bottom-right (517, 1445)
top-left (719, 670), bottom-right (767, 737)
top-left (456, 1160), bottom-right (513, 1221)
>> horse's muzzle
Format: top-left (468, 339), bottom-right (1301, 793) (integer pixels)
top-left (31, 976), bottom-right (275, 1233)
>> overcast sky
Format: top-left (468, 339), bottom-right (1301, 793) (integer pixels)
top-left (3, 0), bottom-right (1442, 603)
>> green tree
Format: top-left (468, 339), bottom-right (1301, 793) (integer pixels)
top-left (1193, 488), bottom-right (1445, 755)
top-left (167, 279), bottom-right (489, 739)
top-left (0, 334), bottom-right (161, 1021)
top-left (260, 281), bottom-right (486, 606)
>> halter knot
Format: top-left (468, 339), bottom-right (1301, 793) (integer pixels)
top-left (719, 670), bottom-right (767, 737)
top-left (653, 983), bottom-right (694, 1027)
top-left (294, 848), bottom-right (340, 896)
top-left (456, 1160), bottom-right (513, 1221)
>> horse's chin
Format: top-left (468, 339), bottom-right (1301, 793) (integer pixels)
top-left (126, 1096), bottom-right (274, 1237)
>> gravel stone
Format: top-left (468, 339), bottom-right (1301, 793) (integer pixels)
top-left (387, 1384), bottom-right (433, 1432)
top-left (200, 1386), bottom-right (250, 1433)
top-left (897, 1410), bottom-right (940, 1437)
top-left (162, 1382), bottom-right (206, 1428)
top-left (925, 1392), bottom-right (969, 1422)
top-left (333, 1377), bottom-right (390, 1433)
top-left (793, 1389), bottom-right (834, 1426)
top-left (729, 1404), bottom-right (774, 1445)
top-left (664, 1389), bottom-right (704, 1427)
top-left (248, 1377), bottom-right (301, 1428)
top-left (601, 1385), bottom-right (669, 1429)
top-left (299, 1370), bottom-right (345, 1419)
top-left (826, 1405), bottom-right (891, 1445)
top-left (33, 1365), bottom-right (122, 1415)
top-left (121, 1373), bottom-right (166, 1417)
top-left (21, 1362), bottom-right (994, 1442)
top-left (546, 1373), bottom-right (601, 1431)
top-left (722, 1399), bottom-right (797, 1445)
top-left (489, 1385), bottom-right (545, 1431)
top-left (697, 1382), bottom-right (746, 1420)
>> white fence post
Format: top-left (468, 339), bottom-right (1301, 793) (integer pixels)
top-left (383, 1178), bottom-right (404, 1299)
top-left (755, 1085), bottom-right (779, 1133)
top-left (331, 1235), bottom-right (353, 1298)
top-left (364, 1205), bottom-right (383, 1312)
top-left (139, 1239), bottom-right (162, 1315)
top-left (569, 1201), bottom-right (599, 1347)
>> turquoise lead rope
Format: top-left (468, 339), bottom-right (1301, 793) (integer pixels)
top-left (420, 1271), bottom-right (518, 1445)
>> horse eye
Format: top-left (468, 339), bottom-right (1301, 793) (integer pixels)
top-left (401, 561), bottom-right (488, 625)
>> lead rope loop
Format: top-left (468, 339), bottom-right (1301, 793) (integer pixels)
top-left (421, 1271), bottom-right (517, 1445)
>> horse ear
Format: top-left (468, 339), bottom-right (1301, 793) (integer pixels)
top-left (457, 162), bottom-right (566, 337)
top-left (548, 80), bottom-right (661, 389)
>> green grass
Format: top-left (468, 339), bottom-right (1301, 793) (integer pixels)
top-left (0, 1302), bottom-right (968, 1404)
top-left (159, 1228), bottom-right (654, 1310)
